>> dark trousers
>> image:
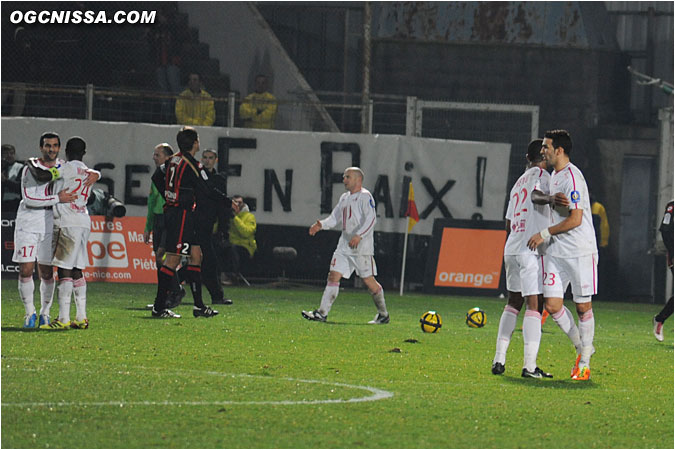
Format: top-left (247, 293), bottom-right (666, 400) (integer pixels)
top-left (197, 223), bottom-right (224, 303)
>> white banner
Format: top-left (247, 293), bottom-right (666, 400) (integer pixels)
top-left (2, 117), bottom-right (511, 234)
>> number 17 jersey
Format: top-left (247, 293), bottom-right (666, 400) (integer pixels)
top-left (504, 166), bottom-right (551, 256)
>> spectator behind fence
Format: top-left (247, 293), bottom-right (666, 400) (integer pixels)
top-left (175, 73), bottom-right (215, 126)
top-left (222, 195), bottom-right (257, 285)
top-left (149, 7), bottom-right (184, 123)
top-left (239, 74), bottom-right (277, 129)
top-left (2, 144), bottom-right (25, 212)
top-left (150, 8), bottom-right (183, 95)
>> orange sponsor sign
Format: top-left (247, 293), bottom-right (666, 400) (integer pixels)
top-left (83, 216), bottom-right (157, 284)
top-left (434, 228), bottom-right (506, 289)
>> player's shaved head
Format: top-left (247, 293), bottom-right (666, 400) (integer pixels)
top-left (155, 143), bottom-right (174, 157)
top-left (344, 167), bottom-right (364, 181)
top-left (65, 136), bottom-right (86, 161)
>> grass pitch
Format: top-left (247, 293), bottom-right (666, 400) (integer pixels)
top-left (1, 281), bottom-right (673, 448)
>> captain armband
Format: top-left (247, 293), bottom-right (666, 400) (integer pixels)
top-left (48, 167), bottom-right (61, 180)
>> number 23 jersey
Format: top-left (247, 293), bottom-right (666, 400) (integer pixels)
top-left (547, 162), bottom-right (597, 257)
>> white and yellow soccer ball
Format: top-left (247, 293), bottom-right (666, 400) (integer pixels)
top-left (466, 307), bottom-right (486, 328)
top-left (420, 311), bottom-right (442, 333)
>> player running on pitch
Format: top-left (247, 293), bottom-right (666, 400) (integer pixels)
top-left (302, 167), bottom-right (389, 324)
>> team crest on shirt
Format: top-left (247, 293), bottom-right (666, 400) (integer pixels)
top-left (570, 190), bottom-right (581, 203)
top-left (369, 198), bottom-right (375, 208)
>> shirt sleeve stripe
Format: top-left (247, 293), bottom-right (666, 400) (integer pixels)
top-left (567, 166), bottom-right (578, 209)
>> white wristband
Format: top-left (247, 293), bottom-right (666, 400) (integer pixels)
top-left (540, 228), bottom-right (551, 242)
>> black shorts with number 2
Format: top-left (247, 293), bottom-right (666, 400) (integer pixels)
top-left (164, 207), bottom-right (199, 256)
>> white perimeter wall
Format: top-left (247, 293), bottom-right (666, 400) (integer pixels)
top-left (1, 117), bottom-right (511, 235)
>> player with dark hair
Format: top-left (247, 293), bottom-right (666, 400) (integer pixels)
top-left (151, 127), bottom-right (226, 318)
top-left (41, 137), bottom-right (100, 329)
top-left (302, 167), bottom-right (389, 324)
top-left (493, 139), bottom-right (567, 378)
top-left (528, 129), bottom-right (598, 381)
top-left (12, 132), bottom-right (78, 328)
top-left (13, 132), bottom-right (101, 328)
top-left (653, 200), bottom-right (674, 341)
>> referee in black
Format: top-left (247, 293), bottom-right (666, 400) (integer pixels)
top-left (151, 127), bottom-right (226, 318)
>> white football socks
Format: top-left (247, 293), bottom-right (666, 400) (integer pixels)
top-left (18, 276), bottom-right (36, 316)
top-left (318, 282), bottom-right (340, 316)
top-left (73, 277), bottom-right (87, 322)
top-left (522, 309), bottom-right (542, 372)
top-left (57, 278), bottom-right (73, 323)
top-left (578, 309), bottom-right (595, 368)
top-left (39, 277), bottom-right (55, 318)
top-left (493, 305), bottom-right (519, 365)
top-left (552, 306), bottom-right (582, 353)
top-left (371, 287), bottom-right (388, 316)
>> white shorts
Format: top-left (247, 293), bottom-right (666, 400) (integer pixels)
top-left (504, 254), bottom-right (543, 297)
top-left (12, 229), bottom-right (53, 265)
top-left (329, 252), bottom-right (377, 279)
top-left (542, 254), bottom-right (598, 302)
top-left (51, 226), bottom-right (91, 270)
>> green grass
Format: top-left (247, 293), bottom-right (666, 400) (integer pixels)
top-left (1, 281), bottom-right (673, 448)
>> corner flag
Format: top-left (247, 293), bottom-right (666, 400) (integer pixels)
top-left (406, 182), bottom-right (419, 233)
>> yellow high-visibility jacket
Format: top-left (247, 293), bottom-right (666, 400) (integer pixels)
top-left (175, 89), bottom-right (215, 126)
top-left (239, 91), bottom-right (277, 129)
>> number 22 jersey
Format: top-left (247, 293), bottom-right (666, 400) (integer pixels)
top-left (504, 166), bottom-right (551, 256)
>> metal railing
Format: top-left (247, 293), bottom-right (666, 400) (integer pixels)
top-left (1, 82), bottom-right (382, 133)
top-left (2, 82), bottom-right (538, 189)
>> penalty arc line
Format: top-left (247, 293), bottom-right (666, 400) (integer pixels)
top-left (1, 358), bottom-right (394, 407)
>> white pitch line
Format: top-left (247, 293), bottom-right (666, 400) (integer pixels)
top-left (1, 358), bottom-right (394, 407)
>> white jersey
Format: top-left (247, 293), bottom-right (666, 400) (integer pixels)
top-left (504, 166), bottom-right (551, 256)
top-left (14, 159), bottom-right (65, 233)
top-left (547, 162), bottom-right (598, 257)
top-left (320, 188), bottom-right (377, 256)
top-left (53, 160), bottom-right (96, 228)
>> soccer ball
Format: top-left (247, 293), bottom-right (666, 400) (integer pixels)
top-left (420, 311), bottom-right (442, 333)
top-left (466, 307), bottom-right (486, 328)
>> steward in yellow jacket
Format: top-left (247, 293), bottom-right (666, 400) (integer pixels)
top-left (175, 73), bottom-right (215, 126)
top-left (239, 74), bottom-right (277, 129)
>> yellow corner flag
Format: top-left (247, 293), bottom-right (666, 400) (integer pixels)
top-left (405, 182), bottom-right (419, 233)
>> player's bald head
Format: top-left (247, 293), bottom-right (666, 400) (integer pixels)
top-left (344, 167), bottom-right (364, 181)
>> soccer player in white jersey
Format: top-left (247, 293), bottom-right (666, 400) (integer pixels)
top-left (493, 139), bottom-right (564, 378)
top-left (41, 137), bottom-right (100, 330)
top-left (12, 132), bottom-right (77, 328)
top-left (302, 167), bottom-right (389, 324)
top-left (527, 129), bottom-right (598, 381)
